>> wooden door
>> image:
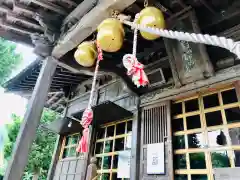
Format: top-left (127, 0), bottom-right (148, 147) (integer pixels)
top-left (53, 154), bottom-right (88, 180)
top-left (140, 101), bottom-right (173, 180)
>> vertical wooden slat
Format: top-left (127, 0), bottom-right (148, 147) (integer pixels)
top-left (161, 105), bottom-right (164, 142)
top-left (157, 107), bottom-right (159, 143)
top-left (148, 109), bottom-right (151, 144)
top-left (151, 108), bottom-right (153, 144)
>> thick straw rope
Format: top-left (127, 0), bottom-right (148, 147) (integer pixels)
top-left (119, 17), bottom-right (240, 59)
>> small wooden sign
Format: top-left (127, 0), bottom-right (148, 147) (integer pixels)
top-left (214, 168), bottom-right (240, 180)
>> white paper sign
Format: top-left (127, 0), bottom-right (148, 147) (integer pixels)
top-left (147, 143), bottom-right (165, 174)
top-left (117, 150), bottom-right (131, 178)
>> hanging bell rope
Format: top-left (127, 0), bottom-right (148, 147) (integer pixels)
top-left (76, 41), bottom-right (103, 153)
top-left (118, 16), bottom-right (240, 59)
top-left (122, 14), bottom-right (149, 87)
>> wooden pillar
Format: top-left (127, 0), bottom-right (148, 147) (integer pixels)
top-left (47, 135), bottom-right (64, 180)
top-left (130, 98), bottom-right (141, 180)
top-left (4, 57), bottom-right (57, 180)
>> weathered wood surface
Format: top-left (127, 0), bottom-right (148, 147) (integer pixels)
top-left (141, 64), bottom-right (240, 106)
top-left (52, 0), bottom-right (136, 58)
top-left (4, 57), bottom-right (57, 180)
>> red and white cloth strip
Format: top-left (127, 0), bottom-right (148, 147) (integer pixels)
top-left (76, 41), bottom-right (103, 153)
top-left (122, 14), bottom-right (149, 87)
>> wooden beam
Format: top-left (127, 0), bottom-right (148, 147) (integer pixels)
top-left (52, 0), bottom-right (136, 58)
top-left (141, 64), bottom-right (240, 106)
top-left (130, 103), bottom-right (141, 180)
top-left (3, 57), bottom-right (58, 180)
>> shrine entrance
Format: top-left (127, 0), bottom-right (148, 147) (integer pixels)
top-left (172, 85), bottom-right (240, 180)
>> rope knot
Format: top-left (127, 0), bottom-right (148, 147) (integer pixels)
top-left (123, 54), bottom-right (149, 87)
top-left (81, 107), bottom-right (93, 129)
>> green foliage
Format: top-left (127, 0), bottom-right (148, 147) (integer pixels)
top-left (0, 38), bottom-right (22, 86)
top-left (4, 109), bottom-right (59, 179)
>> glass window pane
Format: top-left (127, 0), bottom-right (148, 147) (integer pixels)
top-left (104, 141), bottom-right (113, 153)
top-left (188, 133), bottom-right (204, 148)
top-left (186, 115), bottom-right (201, 130)
top-left (112, 173), bottom-right (121, 180)
top-left (65, 136), bottom-right (70, 146)
top-left (205, 111), bottom-right (223, 127)
top-left (62, 148), bottom-right (68, 158)
top-left (174, 175), bottom-right (187, 180)
top-left (173, 135), bottom-right (185, 149)
top-left (96, 157), bottom-right (102, 169)
top-left (185, 99), bottom-right (199, 112)
top-left (189, 153), bottom-right (206, 169)
top-left (68, 147), bottom-right (76, 157)
top-left (102, 156), bottom-right (112, 169)
top-left (116, 123), bottom-right (126, 135)
top-left (229, 127), bottom-right (240, 145)
top-left (106, 126), bottom-right (114, 137)
top-left (127, 121), bottom-right (132, 133)
top-left (174, 154), bottom-right (186, 169)
top-left (172, 103), bottom-right (182, 115)
top-left (95, 142), bottom-right (104, 154)
top-left (208, 130), bottom-right (227, 147)
top-left (203, 93), bottom-right (219, 109)
top-left (115, 138), bottom-right (125, 151)
top-left (225, 107), bottom-right (240, 124)
top-left (97, 128), bottom-right (105, 139)
top-left (211, 151), bottom-right (230, 168)
top-left (71, 134), bottom-right (79, 145)
top-left (101, 173), bottom-right (110, 180)
top-left (234, 150), bottom-right (240, 167)
top-left (222, 89), bottom-right (238, 104)
top-left (172, 118), bottom-right (184, 132)
top-left (112, 155), bottom-right (118, 169)
top-left (191, 175), bottom-right (207, 180)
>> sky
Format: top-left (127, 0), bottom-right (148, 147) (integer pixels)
top-left (0, 44), bottom-right (37, 125)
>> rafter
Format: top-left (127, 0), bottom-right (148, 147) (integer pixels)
top-left (13, 3), bottom-right (35, 17)
top-left (0, 18), bottom-right (35, 35)
top-left (26, 0), bottom-right (68, 15)
top-left (6, 13), bottom-right (43, 31)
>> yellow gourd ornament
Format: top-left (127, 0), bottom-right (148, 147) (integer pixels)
top-left (137, 7), bottom-right (165, 40)
top-left (74, 41), bottom-right (97, 67)
top-left (97, 18), bottom-right (124, 52)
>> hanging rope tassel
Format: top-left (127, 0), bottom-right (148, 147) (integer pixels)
top-left (77, 41), bottom-right (103, 153)
top-left (122, 14), bottom-right (149, 87)
top-left (119, 18), bottom-right (240, 59)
